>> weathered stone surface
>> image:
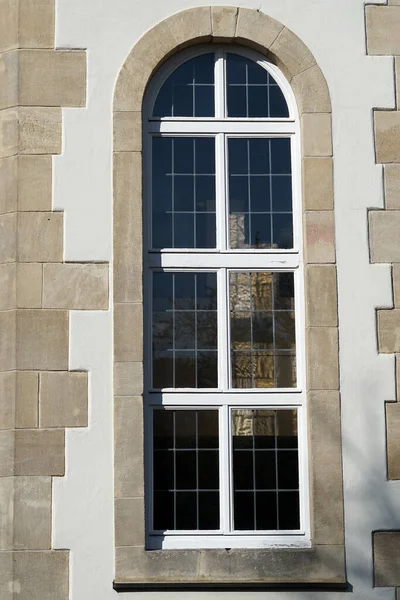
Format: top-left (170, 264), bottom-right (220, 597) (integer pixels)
top-left (17, 155), bottom-right (52, 211)
top-left (0, 550), bottom-right (13, 599)
top-left (374, 531), bottom-right (400, 586)
top-left (305, 265), bottom-right (337, 327)
top-left (114, 362), bottom-right (143, 396)
top-left (291, 66), bottom-right (331, 114)
top-left (14, 429), bottom-right (65, 476)
top-left (307, 327), bottom-right (339, 390)
top-left (369, 210), bottom-right (400, 263)
top-left (366, 6), bottom-right (400, 56)
top-left (0, 156), bottom-right (17, 214)
top-left (17, 263), bottom-right (42, 308)
top-left (0, 108), bottom-right (18, 158)
top-left (0, 50), bottom-right (18, 109)
top-left (0, 430), bottom-right (14, 477)
top-left (18, 212), bottom-right (63, 262)
top-left (43, 263), bottom-right (108, 310)
top-left (0, 0), bottom-right (18, 52)
top-left (0, 213), bottom-right (17, 263)
top-left (14, 476), bottom-right (51, 549)
top-left (115, 497), bottom-right (144, 546)
top-left (0, 263), bottom-right (16, 310)
top-left (235, 8), bottom-right (283, 51)
top-left (13, 550), bottom-right (69, 600)
top-left (19, 107), bottom-right (62, 155)
top-left (396, 57), bottom-right (400, 109)
top-left (302, 113), bottom-right (332, 157)
top-left (211, 6), bottom-right (238, 39)
top-left (115, 397), bottom-right (144, 497)
top-left (378, 309), bottom-right (400, 353)
top-left (165, 7), bottom-right (212, 46)
top-left (114, 303), bottom-right (143, 362)
top-left (387, 402), bottom-right (400, 480)
top-left (270, 26), bottom-right (315, 80)
top-left (114, 112), bottom-right (141, 152)
top-left (304, 211), bottom-right (336, 264)
top-left (384, 164), bottom-right (400, 210)
top-left (15, 371), bottom-right (38, 428)
top-left (39, 371), bottom-right (88, 428)
top-left (303, 157), bottom-right (334, 210)
top-left (393, 265), bottom-right (400, 308)
top-left (0, 310), bottom-right (16, 371)
top-left (0, 477), bottom-right (13, 549)
top-left (375, 111), bottom-right (400, 164)
top-left (0, 371), bottom-right (15, 429)
top-left (17, 309), bottom-right (69, 370)
top-left (19, 0), bottom-right (55, 49)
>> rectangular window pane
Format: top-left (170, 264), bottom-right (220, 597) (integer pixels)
top-left (231, 409), bottom-right (299, 531)
top-left (153, 409), bottom-right (220, 531)
top-left (227, 138), bottom-right (293, 249)
top-left (152, 137), bottom-right (216, 249)
top-left (152, 272), bottom-right (218, 388)
top-left (229, 272), bottom-right (296, 388)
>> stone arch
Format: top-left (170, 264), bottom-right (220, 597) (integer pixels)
top-left (113, 6), bottom-right (344, 588)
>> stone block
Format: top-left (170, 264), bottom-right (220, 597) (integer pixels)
top-left (0, 0), bottom-right (18, 52)
top-left (114, 152), bottom-right (142, 303)
top-left (19, 50), bottom-right (86, 107)
top-left (165, 7), bottom-right (212, 46)
top-left (375, 111), bottom-right (400, 164)
top-left (378, 309), bottom-right (400, 353)
top-left (0, 156), bottom-right (17, 214)
top-left (13, 550), bottom-right (69, 600)
top-left (303, 157), bottom-right (334, 210)
top-left (384, 164), bottom-right (400, 210)
top-left (307, 327), bottom-right (339, 390)
top-left (0, 212), bottom-right (16, 263)
top-left (114, 362), bottom-right (143, 396)
top-left (18, 212), bottom-right (63, 262)
top-left (393, 265), bottom-right (400, 308)
top-left (17, 263), bottom-right (42, 308)
top-left (115, 497), bottom-right (144, 546)
top-left (397, 355), bottom-right (400, 401)
top-left (211, 6), bottom-right (238, 39)
top-left (302, 113), bottom-right (332, 157)
top-left (18, 155), bottom-right (52, 211)
top-left (396, 57), bottom-right (400, 109)
top-left (236, 8), bottom-right (283, 51)
top-left (366, 6), bottom-right (400, 56)
top-left (0, 477), bottom-right (13, 549)
top-left (374, 531), bottom-right (400, 586)
top-left (0, 550), bottom-right (13, 599)
top-left (39, 371), bottom-right (88, 428)
top-left (270, 27), bottom-right (315, 80)
top-left (14, 476), bottom-right (51, 549)
top-left (369, 211), bottom-right (400, 263)
top-left (291, 66), bottom-right (331, 114)
top-left (14, 429), bottom-right (65, 476)
top-left (387, 402), bottom-right (400, 479)
top-left (114, 303), bottom-right (143, 362)
top-left (0, 430), bottom-right (14, 476)
top-left (114, 111), bottom-right (141, 152)
top-left (304, 211), bottom-right (336, 264)
top-left (305, 265), bottom-right (337, 327)
top-left (0, 310), bottom-right (16, 371)
top-left (15, 371), bottom-right (38, 428)
top-left (17, 309), bottom-right (69, 370)
top-left (19, 107), bottom-right (62, 155)
top-left (0, 108), bottom-right (18, 158)
top-left (19, 0), bottom-right (55, 49)
top-left (0, 371), bottom-right (15, 429)
top-left (0, 263), bottom-right (16, 310)
top-left (115, 397), bottom-right (144, 497)
top-left (308, 391), bottom-right (343, 544)
top-left (43, 263), bottom-right (108, 310)
top-left (0, 50), bottom-right (18, 109)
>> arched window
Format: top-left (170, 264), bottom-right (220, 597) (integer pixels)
top-left (143, 46), bottom-right (307, 549)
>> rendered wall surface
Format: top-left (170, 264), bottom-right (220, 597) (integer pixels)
top-left (1, 0), bottom-right (400, 598)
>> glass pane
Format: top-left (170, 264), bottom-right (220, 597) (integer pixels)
top-left (229, 272), bottom-right (296, 388)
top-left (228, 138), bottom-right (293, 249)
top-left (231, 409), bottom-right (300, 531)
top-left (153, 53), bottom-right (215, 117)
top-left (152, 409), bottom-right (219, 531)
top-left (152, 137), bottom-right (216, 249)
top-left (152, 272), bottom-right (218, 388)
top-left (226, 53), bottom-right (289, 118)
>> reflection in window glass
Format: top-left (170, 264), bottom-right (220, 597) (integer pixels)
top-left (153, 272), bottom-right (218, 388)
top-left (228, 138), bottom-right (293, 249)
top-left (226, 54), bottom-right (289, 118)
top-left (152, 137), bottom-right (216, 249)
top-left (153, 409), bottom-right (220, 530)
top-left (153, 53), bottom-right (215, 117)
top-left (232, 409), bottom-right (299, 530)
top-left (229, 272), bottom-right (296, 388)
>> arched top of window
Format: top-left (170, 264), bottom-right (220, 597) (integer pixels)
top-left (149, 47), bottom-right (292, 119)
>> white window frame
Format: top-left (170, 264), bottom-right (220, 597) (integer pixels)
top-left (143, 45), bottom-right (309, 550)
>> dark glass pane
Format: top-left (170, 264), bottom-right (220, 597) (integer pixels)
top-left (194, 53), bottom-right (214, 84)
top-left (153, 173), bottom-right (172, 213)
top-left (230, 271), bottom-right (251, 311)
top-left (230, 311), bottom-right (251, 349)
top-left (234, 492), bottom-right (254, 530)
top-left (272, 175), bottom-right (292, 212)
top-left (153, 351), bottom-right (173, 388)
top-left (196, 273), bottom-right (217, 310)
top-left (229, 176), bottom-right (248, 212)
top-left (253, 352), bottom-right (275, 388)
top-left (153, 136), bottom-right (172, 175)
top-left (197, 351), bottom-right (218, 387)
top-left (153, 312), bottom-right (173, 350)
top-left (175, 411), bottom-right (196, 448)
top-left (269, 85), bottom-right (289, 118)
top-left (251, 272), bottom-right (273, 311)
top-left (153, 213), bottom-right (172, 248)
top-left (232, 410), bottom-right (254, 449)
top-left (197, 312), bottom-right (217, 349)
top-left (274, 273), bottom-right (294, 310)
top-left (198, 450), bottom-right (219, 489)
top-left (249, 139), bottom-right (269, 174)
top-left (195, 85), bottom-right (214, 117)
top-left (175, 273), bottom-right (195, 309)
top-left (275, 311), bottom-right (295, 349)
top-left (198, 492), bottom-right (219, 529)
top-left (198, 410), bottom-right (219, 448)
top-left (175, 311), bottom-right (195, 349)
top-left (175, 351), bottom-right (196, 387)
top-left (272, 213), bottom-right (293, 248)
top-left (228, 138), bottom-right (248, 174)
top-left (248, 85), bottom-right (269, 118)
top-left (153, 81), bottom-right (173, 118)
top-left (196, 138), bottom-right (215, 174)
top-left (278, 450), bottom-right (299, 490)
top-left (278, 492), bottom-right (300, 530)
top-left (276, 410), bottom-right (297, 448)
top-left (174, 175), bottom-right (194, 211)
top-left (233, 450), bottom-right (254, 490)
top-left (196, 176), bottom-right (215, 211)
top-left (229, 210), bottom-right (248, 248)
top-left (176, 492), bottom-right (197, 529)
top-left (252, 313), bottom-right (273, 349)
top-left (251, 213), bottom-right (271, 248)
top-left (174, 138), bottom-right (194, 173)
top-left (153, 491), bottom-right (174, 530)
top-left (227, 86), bottom-right (247, 117)
top-left (176, 451), bottom-right (196, 489)
top-left (253, 409), bottom-right (275, 440)
top-left (247, 59), bottom-right (268, 84)
top-left (154, 450), bottom-right (174, 490)
top-left (226, 53), bottom-right (246, 84)
top-left (196, 213), bottom-right (216, 248)
top-left (250, 175), bottom-right (270, 212)
top-left (270, 138), bottom-right (291, 174)
top-left (255, 451), bottom-right (276, 490)
top-left (173, 84), bottom-right (193, 117)
top-left (275, 351), bottom-right (296, 387)
top-left (231, 351), bottom-right (252, 388)
top-left (153, 410), bottom-right (174, 449)
top-left (174, 214), bottom-right (194, 248)
top-left (255, 492), bottom-right (278, 530)
top-left (153, 272), bottom-right (173, 311)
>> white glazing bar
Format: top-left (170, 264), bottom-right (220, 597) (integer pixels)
top-left (215, 133), bottom-right (226, 251)
top-left (147, 252), bottom-right (300, 270)
top-left (148, 121), bottom-right (297, 134)
top-left (146, 393), bottom-right (305, 406)
top-left (219, 405), bottom-right (230, 534)
top-left (214, 49), bottom-right (225, 119)
top-left (218, 268), bottom-right (229, 391)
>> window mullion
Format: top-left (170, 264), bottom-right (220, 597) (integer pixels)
top-left (215, 49), bottom-right (225, 119)
top-left (219, 404), bottom-right (231, 534)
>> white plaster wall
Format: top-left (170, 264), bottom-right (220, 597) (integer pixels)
top-left (52, 0), bottom-right (400, 598)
